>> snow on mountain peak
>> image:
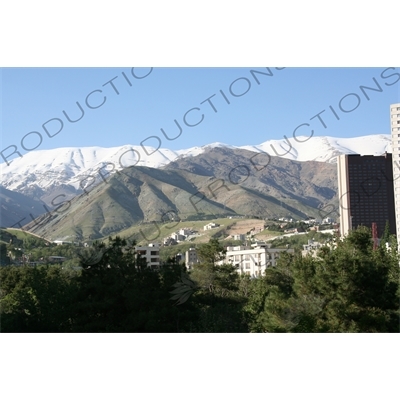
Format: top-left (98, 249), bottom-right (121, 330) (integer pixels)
top-left (0, 134), bottom-right (392, 196)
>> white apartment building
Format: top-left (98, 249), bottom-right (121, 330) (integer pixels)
top-left (220, 245), bottom-right (294, 277)
top-left (185, 244), bottom-right (294, 276)
top-left (135, 243), bottom-right (160, 269)
top-left (391, 103), bottom-right (400, 245)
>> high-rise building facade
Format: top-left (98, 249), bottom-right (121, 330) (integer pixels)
top-left (390, 103), bottom-right (400, 242)
top-left (337, 153), bottom-right (396, 238)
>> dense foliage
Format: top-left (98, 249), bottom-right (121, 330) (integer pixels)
top-left (1, 228), bottom-right (399, 332)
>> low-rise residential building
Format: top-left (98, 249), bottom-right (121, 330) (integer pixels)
top-left (204, 222), bottom-right (220, 230)
top-left (284, 227), bottom-right (305, 234)
top-left (302, 219), bottom-right (321, 225)
top-left (53, 240), bottom-right (77, 246)
top-left (251, 241), bottom-right (269, 248)
top-left (170, 233), bottom-right (185, 242)
top-left (232, 234), bottom-right (246, 241)
top-left (179, 228), bottom-right (193, 236)
top-left (163, 237), bottom-right (178, 246)
top-left (248, 225), bottom-right (265, 235)
top-left (301, 239), bottom-right (323, 258)
top-left (135, 243), bottom-right (160, 269)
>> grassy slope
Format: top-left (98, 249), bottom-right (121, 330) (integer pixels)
top-left (114, 217), bottom-right (237, 245)
top-left (3, 228), bottom-right (51, 245)
top-left (114, 217), bottom-right (287, 246)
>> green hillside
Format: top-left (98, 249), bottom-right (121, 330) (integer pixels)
top-left (1, 228), bottom-right (50, 246)
top-left (116, 217), bottom-right (238, 246)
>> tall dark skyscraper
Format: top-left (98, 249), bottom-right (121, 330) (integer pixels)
top-left (337, 153), bottom-right (396, 238)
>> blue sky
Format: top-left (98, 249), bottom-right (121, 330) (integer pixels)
top-left (2, 67), bottom-right (399, 157)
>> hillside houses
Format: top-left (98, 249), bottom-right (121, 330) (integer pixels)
top-left (232, 234), bottom-right (246, 241)
top-left (204, 222), bottom-right (220, 230)
top-left (248, 224), bottom-right (265, 236)
top-left (284, 227), bottom-right (306, 234)
top-left (163, 227), bottom-right (198, 245)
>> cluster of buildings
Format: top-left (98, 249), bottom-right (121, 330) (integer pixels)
top-left (229, 223), bottom-right (265, 241)
top-left (276, 218), bottom-right (335, 233)
top-left (337, 103), bottom-right (400, 246)
top-left (163, 227), bottom-right (198, 246)
top-left (283, 227), bottom-right (305, 234)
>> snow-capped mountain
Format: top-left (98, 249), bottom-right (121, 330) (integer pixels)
top-left (241, 134), bottom-right (392, 163)
top-left (0, 134), bottom-right (392, 204)
top-left (0, 144), bottom-right (198, 192)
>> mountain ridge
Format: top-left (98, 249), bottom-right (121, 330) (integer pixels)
top-left (22, 147), bottom-right (338, 241)
top-left (0, 133), bottom-right (390, 208)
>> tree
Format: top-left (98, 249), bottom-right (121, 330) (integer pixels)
top-left (243, 227), bottom-right (400, 333)
top-left (0, 265), bottom-right (78, 332)
top-left (0, 243), bottom-right (11, 266)
top-left (381, 220), bottom-right (391, 244)
top-left (191, 238), bottom-right (237, 295)
top-left (197, 238), bottom-right (226, 265)
top-left (188, 239), bottom-right (247, 332)
top-left (72, 237), bottom-right (200, 332)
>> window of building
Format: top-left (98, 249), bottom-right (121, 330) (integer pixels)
top-left (245, 263), bottom-right (250, 269)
